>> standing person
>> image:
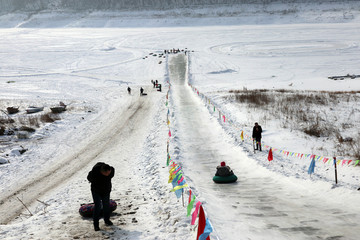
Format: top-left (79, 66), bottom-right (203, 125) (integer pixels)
top-left (140, 87), bottom-right (144, 96)
top-left (127, 86), bottom-right (131, 95)
top-left (252, 122), bottom-right (262, 151)
top-left (87, 162), bottom-right (115, 231)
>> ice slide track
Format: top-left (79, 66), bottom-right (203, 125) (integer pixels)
top-left (0, 96), bottom-right (151, 225)
top-left (169, 54), bottom-right (360, 240)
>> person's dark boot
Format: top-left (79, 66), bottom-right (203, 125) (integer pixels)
top-left (105, 220), bottom-right (113, 226)
top-left (94, 222), bottom-right (100, 231)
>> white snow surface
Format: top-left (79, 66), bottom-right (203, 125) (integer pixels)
top-left (0, 3), bottom-right (360, 240)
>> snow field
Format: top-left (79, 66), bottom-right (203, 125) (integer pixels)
top-left (0, 9), bottom-right (360, 239)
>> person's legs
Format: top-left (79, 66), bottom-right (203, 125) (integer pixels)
top-left (257, 137), bottom-right (262, 151)
top-left (102, 194), bottom-right (112, 225)
top-left (92, 191), bottom-right (102, 231)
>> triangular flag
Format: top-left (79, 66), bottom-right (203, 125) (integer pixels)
top-left (168, 129), bottom-right (171, 137)
top-left (308, 156), bottom-right (315, 175)
top-left (196, 206), bottom-right (210, 240)
top-left (268, 148), bottom-right (273, 161)
top-left (188, 189), bottom-right (192, 204)
top-left (199, 218), bottom-right (212, 240)
top-left (240, 131), bottom-right (244, 141)
top-left (170, 184), bottom-right (188, 192)
top-left (187, 195), bottom-right (196, 216)
top-left (191, 201), bottom-right (202, 225)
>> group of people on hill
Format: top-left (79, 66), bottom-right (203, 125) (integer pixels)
top-left (126, 79), bottom-right (164, 97)
top-left (164, 48), bottom-right (188, 54)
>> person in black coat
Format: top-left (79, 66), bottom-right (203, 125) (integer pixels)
top-left (87, 162), bottom-right (115, 231)
top-left (252, 122), bottom-right (262, 151)
top-left (215, 161), bottom-right (234, 177)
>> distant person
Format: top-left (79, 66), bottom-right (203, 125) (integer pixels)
top-left (87, 162), bottom-right (115, 231)
top-left (252, 122), bottom-right (262, 151)
top-left (127, 86), bottom-right (131, 95)
top-left (215, 161), bottom-right (234, 177)
top-left (140, 87), bottom-right (147, 96)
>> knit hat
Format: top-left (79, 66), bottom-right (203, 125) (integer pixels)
top-left (220, 161), bottom-right (226, 167)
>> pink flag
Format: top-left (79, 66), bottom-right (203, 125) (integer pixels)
top-left (177, 176), bottom-right (184, 184)
top-left (191, 201), bottom-right (202, 225)
top-left (168, 129), bottom-right (171, 137)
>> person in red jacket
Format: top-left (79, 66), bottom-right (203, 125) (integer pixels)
top-left (87, 162), bottom-right (115, 231)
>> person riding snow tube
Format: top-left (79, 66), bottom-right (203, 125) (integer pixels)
top-left (213, 161), bottom-right (237, 183)
top-left (79, 199), bottom-right (117, 218)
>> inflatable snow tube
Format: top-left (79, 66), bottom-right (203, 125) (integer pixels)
top-left (79, 199), bottom-right (117, 218)
top-left (213, 174), bottom-right (238, 184)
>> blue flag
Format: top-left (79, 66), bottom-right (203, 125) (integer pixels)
top-left (308, 157), bottom-right (315, 175)
top-left (199, 218), bottom-right (213, 240)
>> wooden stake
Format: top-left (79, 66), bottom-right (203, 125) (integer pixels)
top-left (334, 157), bottom-right (338, 184)
top-left (182, 190), bottom-right (184, 207)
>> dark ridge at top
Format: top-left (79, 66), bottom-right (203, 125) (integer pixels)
top-left (0, 0), bottom-right (358, 13)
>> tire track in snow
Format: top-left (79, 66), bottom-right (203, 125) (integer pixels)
top-left (0, 95), bottom-right (150, 225)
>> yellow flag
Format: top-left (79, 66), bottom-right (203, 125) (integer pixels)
top-left (170, 184), bottom-right (188, 192)
top-left (240, 131), bottom-right (244, 141)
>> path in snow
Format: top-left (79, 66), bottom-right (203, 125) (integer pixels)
top-left (0, 89), bottom-right (154, 225)
top-left (169, 53), bottom-right (360, 240)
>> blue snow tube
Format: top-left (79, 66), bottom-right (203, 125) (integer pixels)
top-left (79, 199), bottom-right (117, 218)
top-left (213, 174), bottom-right (238, 184)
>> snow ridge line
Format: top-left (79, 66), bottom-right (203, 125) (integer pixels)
top-left (185, 81), bottom-right (360, 188)
top-left (166, 53), bottom-right (217, 240)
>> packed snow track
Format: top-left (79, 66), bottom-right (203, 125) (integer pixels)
top-left (169, 53), bottom-right (360, 240)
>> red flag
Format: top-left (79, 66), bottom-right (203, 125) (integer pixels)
top-left (188, 190), bottom-right (192, 204)
top-left (196, 206), bottom-right (210, 240)
top-left (268, 148), bottom-right (273, 161)
top-left (168, 130), bottom-right (171, 137)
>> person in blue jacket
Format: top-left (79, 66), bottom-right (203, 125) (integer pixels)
top-left (87, 162), bottom-right (115, 231)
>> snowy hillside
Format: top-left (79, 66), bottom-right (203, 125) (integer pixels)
top-left (1, 0), bottom-right (360, 27)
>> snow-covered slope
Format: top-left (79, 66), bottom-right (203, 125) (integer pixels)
top-left (0, 0), bottom-right (360, 27)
